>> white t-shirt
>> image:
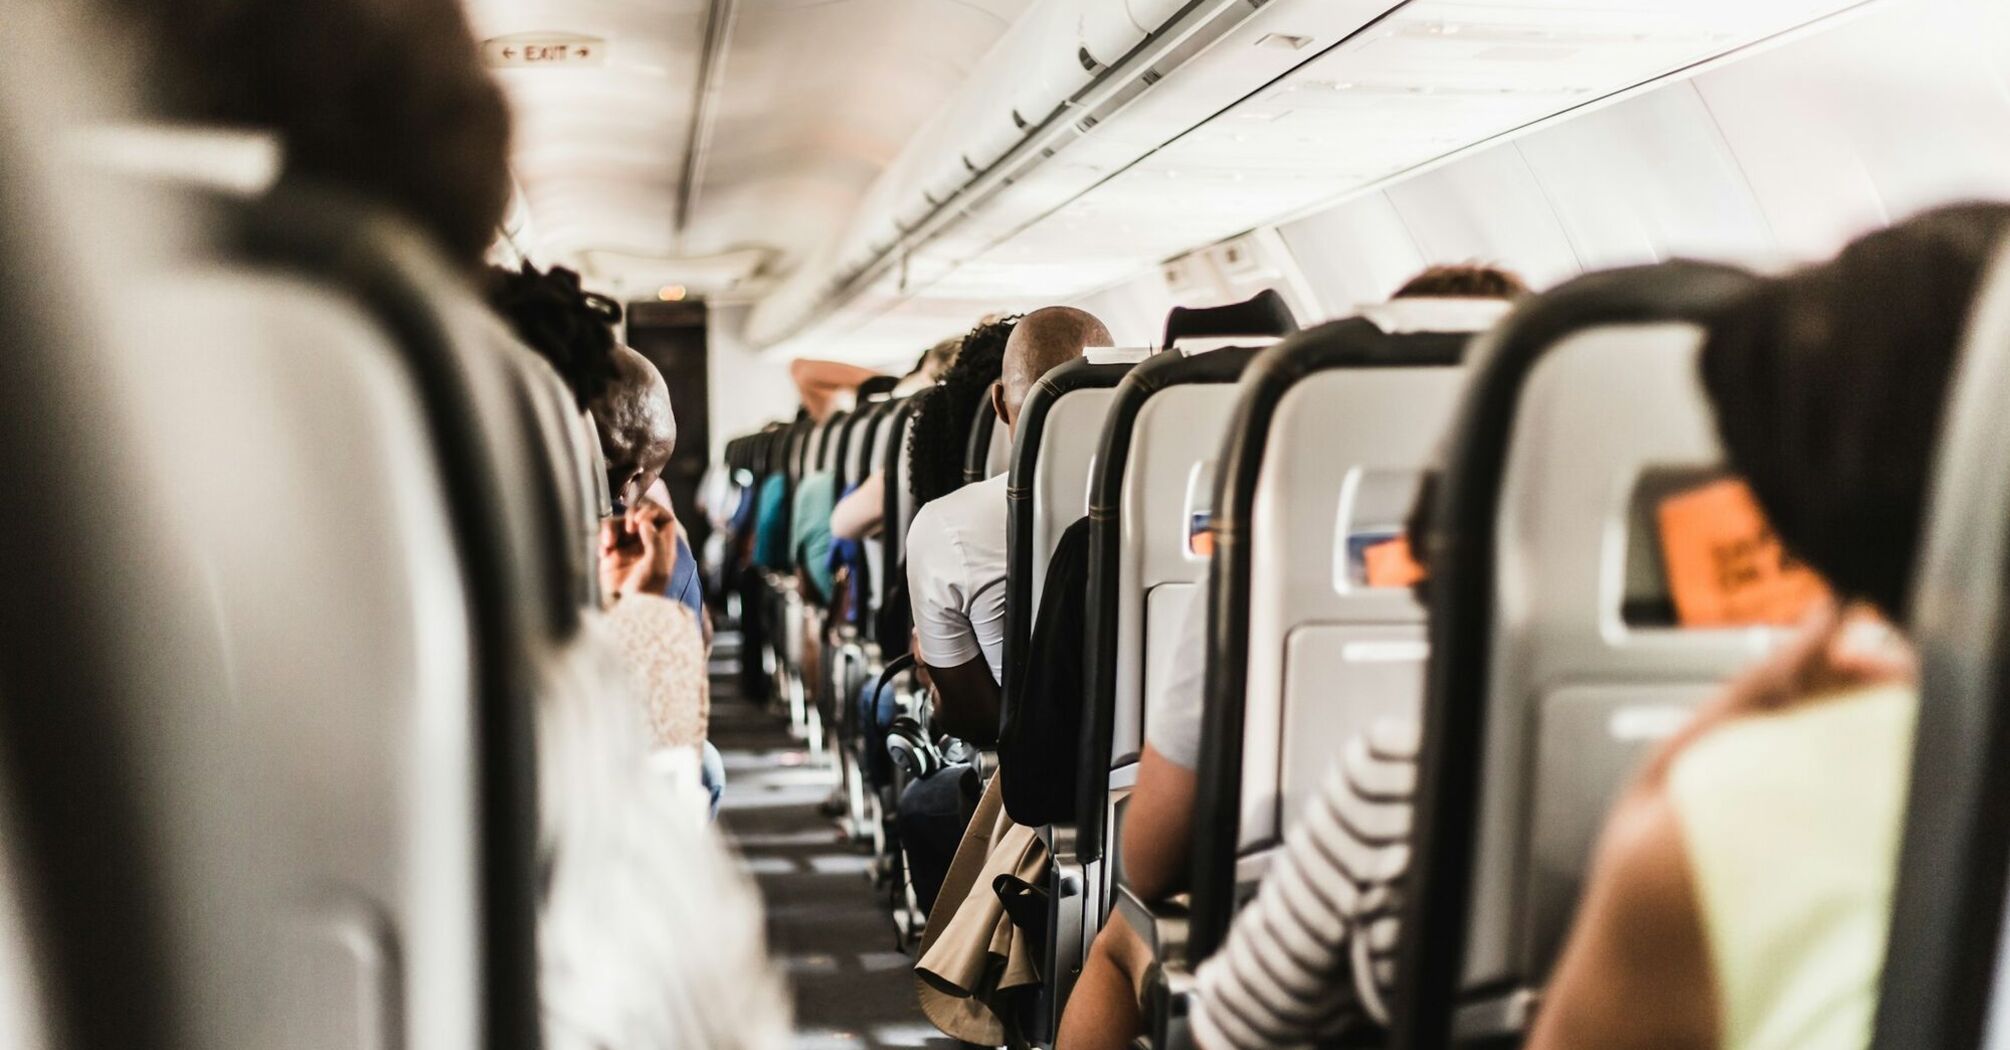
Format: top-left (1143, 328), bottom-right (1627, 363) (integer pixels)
top-left (905, 472), bottom-right (1010, 683)
top-left (1146, 594), bottom-right (1209, 770)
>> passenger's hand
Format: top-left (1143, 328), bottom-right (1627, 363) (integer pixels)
top-left (1715, 598), bottom-right (1911, 714)
top-left (600, 500), bottom-right (680, 601)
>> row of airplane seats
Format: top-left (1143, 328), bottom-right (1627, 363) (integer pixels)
top-left (715, 206), bottom-right (2010, 1050)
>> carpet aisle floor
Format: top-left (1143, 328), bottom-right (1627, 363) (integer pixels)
top-left (709, 638), bottom-right (959, 1050)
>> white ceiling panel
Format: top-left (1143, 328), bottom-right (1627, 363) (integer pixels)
top-left (1382, 142), bottom-right (1584, 288)
top-left (1691, 0), bottom-right (2010, 261)
top-left (1513, 83), bottom-right (1775, 269)
top-left (468, 0), bottom-right (1036, 299)
top-left (1275, 192), bottom-right (1429, 315)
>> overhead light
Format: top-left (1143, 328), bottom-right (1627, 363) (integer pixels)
top-left (657, 285), bottom-right (688, 302)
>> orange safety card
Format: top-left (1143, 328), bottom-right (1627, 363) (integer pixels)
top-left (1364, 535), bottom-right (1428, 589)
top-left (1656, 478), bottom-right (1829, 627)
top-left (1189, 512), bottom-right (1215, 558)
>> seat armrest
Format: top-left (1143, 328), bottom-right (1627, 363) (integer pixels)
top-left (1115, 882), bottom-right (1188, 960)
top-left (1117, 884), bottom-right (1195, 1050)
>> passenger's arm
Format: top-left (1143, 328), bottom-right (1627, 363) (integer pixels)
top-left (904, 508), bottom-right (1000, 742)
top-left (829, 471), bottom-right (886, 541)
top-left (920, 653), bottom-right (1003, 745)
top-left (1120, 746), bottom-right (1198, 902)
top-left (790, 359), bottom-right (880, 422)
top-left (1523, 787), bottom-right (1717, 1049)
top-left (1189, 736), bottom-right (1415, 1049)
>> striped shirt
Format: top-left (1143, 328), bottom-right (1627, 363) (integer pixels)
top-left (1190, 718), bottom-right (1419, 1050)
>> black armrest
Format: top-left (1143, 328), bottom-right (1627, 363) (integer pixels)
top-left (1117, 883), bottom-right (1196, 1050)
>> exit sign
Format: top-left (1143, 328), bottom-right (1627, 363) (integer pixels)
top-left (483, 33), bottom-right (609, 68)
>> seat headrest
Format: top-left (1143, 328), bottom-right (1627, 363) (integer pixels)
top-left (1162, 288), bottom-right (1300, 349)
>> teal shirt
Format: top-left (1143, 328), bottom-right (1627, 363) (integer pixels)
top-left (791, 472), bottom-right (838, 601)
top-left (751, 474), bottom-right (791, 570)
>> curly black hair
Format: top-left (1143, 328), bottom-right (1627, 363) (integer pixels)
top-left (485, 263), bottom-right (625, 412)
top-left (907, 317), bottom-right (1018, 509)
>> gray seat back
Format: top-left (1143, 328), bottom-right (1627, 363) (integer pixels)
top-left (965, 397), bottom-right (1004, 485)
top-left (1874, 240), bottom-right (2010, 1050)
top-left (0, 92), bottom-right (271, 1049)
top-left (1052, 347), bottom-right (1256, 1044)
top-left (1397, 264), bottom-right (1769, 1044)
top-left (137, 263), bottom-right (487, 1050)
top-left (228, 184), bottom-right (585, 1050)
top-left (0, 124), bottom-right (529, 1047)
top-left (886, 401), bottom-right (922, 573)
top-left (1082, 349), bottom-right (1259, 859)
top-left (1187, 319), bottom-right (1472, 963)
top-left (515, 346), bottom-right (604, 610)
top-left (984, 413), bottom-right (1012, 479)
top-left (1239, 360), bottom-right (1464, 852)
top-left (841, 401), bottom-right (884, 492)
top-left (814, 411), bottom-right (847, 475)
top-left (865, 401), bottom-right (910, 622)
top-left (1002, 353), bottom-right (1146, 731)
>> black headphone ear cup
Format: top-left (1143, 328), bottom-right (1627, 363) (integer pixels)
top-left (886, 718), bottom-right (937, 779)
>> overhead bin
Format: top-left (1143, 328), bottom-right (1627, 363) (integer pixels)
top-left (1080, 0), bottom-right (1189, 68)
top-left (1010, 0), bottom-right (1093, 132)
top-left (747, 0), bottom-right (1392, 349)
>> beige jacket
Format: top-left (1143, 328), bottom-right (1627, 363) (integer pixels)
top-left (914, 774), bottom-right (1050, 1043)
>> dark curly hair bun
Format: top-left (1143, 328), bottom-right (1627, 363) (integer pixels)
top-left (485, 262), bottom-right (624, 411)
top-left (908, 316), bottom-right (1019, 509)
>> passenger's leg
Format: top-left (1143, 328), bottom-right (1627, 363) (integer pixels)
top-left (859, 675), bottom-right (899, 787)
top-left (738, 565), bottom-right (770, 700)
top-left (895, 763), bottom-right (980, 913)
top-left (1057, 911), bottom-right (1148, 1050)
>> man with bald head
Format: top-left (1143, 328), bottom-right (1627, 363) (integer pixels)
top-left (483, 262), bottom-right (703, 622)
top-left (906, 306), bottom-right (1113, 742)
top-left (595, 346), bottom-right (678, 513)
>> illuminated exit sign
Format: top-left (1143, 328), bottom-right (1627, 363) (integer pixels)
top-left (482, 33), bottom-right (609, 68)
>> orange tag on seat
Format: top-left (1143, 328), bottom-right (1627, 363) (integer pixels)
top-left (1657, 478), bottom-right (1829, 627)
top-left (1364, 535), bottom-right (1427, 589)
top-left (1189, 512), bottom-right (1216, 558)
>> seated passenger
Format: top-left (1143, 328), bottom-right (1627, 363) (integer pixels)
top-left (793, 457), bottom-right (841, 603)
top-left (831, 337), bottom-right (965, 544)
top-left (1528, 203), bottom-right (2010, 1050)
top-left (822, 329), bottom-right (994, 901)
top-left (885, 317), bottom-right (1045, 915)
top-left (1058, 263), bottom-right (1528, 1050)
top-left (485, 262), bottom-right (712, 760)
top-left (906, 321), bottom-right (1018, 515)
top-left (905, 307), bottom-right (1113, 743)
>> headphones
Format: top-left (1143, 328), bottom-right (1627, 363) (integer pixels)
top-left (884, 716), bottom-right (941, 780)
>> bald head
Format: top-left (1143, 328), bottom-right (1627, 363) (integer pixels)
top-left (591, 345), bottom-right (677, 509)
top-left (995, 307), bottom-right (1113, 429)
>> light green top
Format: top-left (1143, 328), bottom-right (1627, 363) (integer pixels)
top-left (1668, 681), bottom-right (1916, 1050)
top-left (790, 471), bottom-right (837, 601)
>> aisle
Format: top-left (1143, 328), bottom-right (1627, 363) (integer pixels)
top-left (709, 643), bottom-right (957, 1050)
